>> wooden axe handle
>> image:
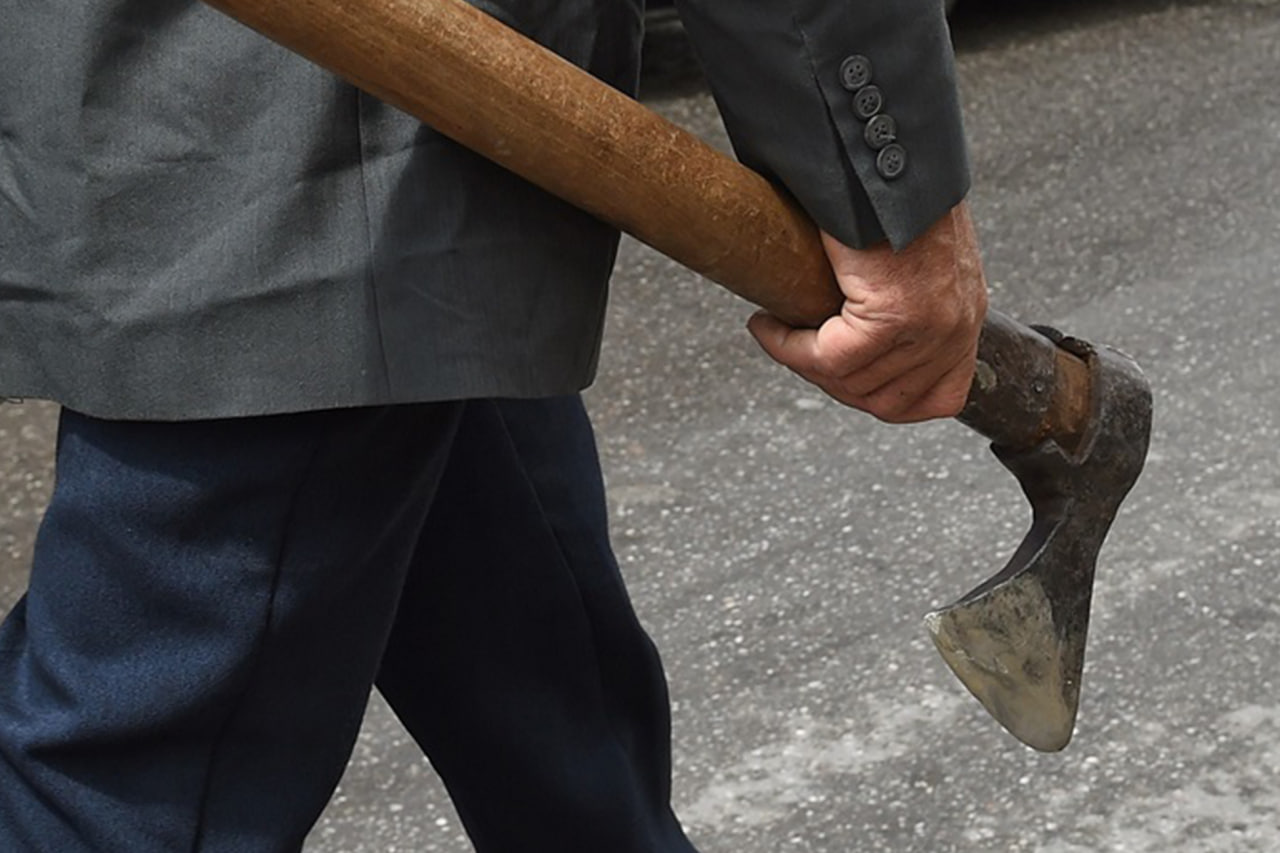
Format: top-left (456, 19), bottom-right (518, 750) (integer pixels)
top-left (202, 0), bottom-right (1091, 451)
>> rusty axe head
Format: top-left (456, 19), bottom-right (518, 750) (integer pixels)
top-left (925, 333), bottom-right (1152, 752)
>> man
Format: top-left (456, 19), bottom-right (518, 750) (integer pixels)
top-left (0, 0), bottom-right (986, 849)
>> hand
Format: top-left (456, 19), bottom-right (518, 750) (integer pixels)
top-left (746, 202), bottom-right (989, 424)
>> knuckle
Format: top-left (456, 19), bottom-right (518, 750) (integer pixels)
top-left (932, 302), bottom-right (966, 336)
top-left (920, 386), bottom-right (969, 421)
top-left (808, 337), bottom-right (858, 376)
top-left (864, 392), bottom-right (913, 424)
top-left (810, 352), bottom-right (845, 377)
top-left (933, 394), bottom-right (967, 419)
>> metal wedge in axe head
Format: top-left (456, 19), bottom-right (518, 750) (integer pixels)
top-left (200, 0), bottom-right (1153, 751)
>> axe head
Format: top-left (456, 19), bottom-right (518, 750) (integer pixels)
top-left (925, 335), bottom-right (1152, 752)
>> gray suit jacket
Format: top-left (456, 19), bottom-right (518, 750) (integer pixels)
top-left (0, 0), bottom-right (968, 420)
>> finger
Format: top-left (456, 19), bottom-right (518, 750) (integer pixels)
top-left (828, 315), bottom-right (980, 400)
top-left (746, 310), bottom-right (827, 373)
top-left (828, 336), bottom-right (943, 399)
top-left (852, 347), bottom-right (977, 423)
top-left (746, 311), bottom-right (817, 375)
top-left (750, 309), bottom-right (904, 383)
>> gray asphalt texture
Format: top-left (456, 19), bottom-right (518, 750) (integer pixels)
top-left (2, 0), bottom-right (1279, 850)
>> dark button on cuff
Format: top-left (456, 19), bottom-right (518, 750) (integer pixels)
top-left (864, 114), bottom-right (897, 150)
top-left (876, 143), bottom-right (907, 180)
top-left (839, 55), bottom-right (873, 91)
top-left (852, 85), bottom-right (883, 120)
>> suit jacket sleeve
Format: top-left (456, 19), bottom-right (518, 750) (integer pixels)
top-left (672, 0), bottom-right (970, 251)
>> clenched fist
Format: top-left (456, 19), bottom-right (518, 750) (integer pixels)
top-left (747, 202), bottom-right (989, 424)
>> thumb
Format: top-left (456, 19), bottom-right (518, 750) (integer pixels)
top-left (746, 311), bottom-right (790, 363)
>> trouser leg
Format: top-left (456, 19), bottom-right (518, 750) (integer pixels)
top-left (0, 403), bottom-right (463, 852)
top-left (376, 396), bottom-right (698, 853)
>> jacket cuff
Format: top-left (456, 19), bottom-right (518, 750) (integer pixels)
top-left (802, 4), bottom-right (971, 250)
top-left (675, 0), bottom-right (971, 251)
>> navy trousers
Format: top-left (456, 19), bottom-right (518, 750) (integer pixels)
top-left (0, 397), bottom-right (697, 852)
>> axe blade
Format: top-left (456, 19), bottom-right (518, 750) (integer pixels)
top-left (925, 333), bottom-right (1152, 752)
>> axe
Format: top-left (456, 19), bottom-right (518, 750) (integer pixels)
top-left (202, 0), bottom-right (1152, 751)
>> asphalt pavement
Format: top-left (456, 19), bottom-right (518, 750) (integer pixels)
top-left (2, 0), bottom-right (1279, 850)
